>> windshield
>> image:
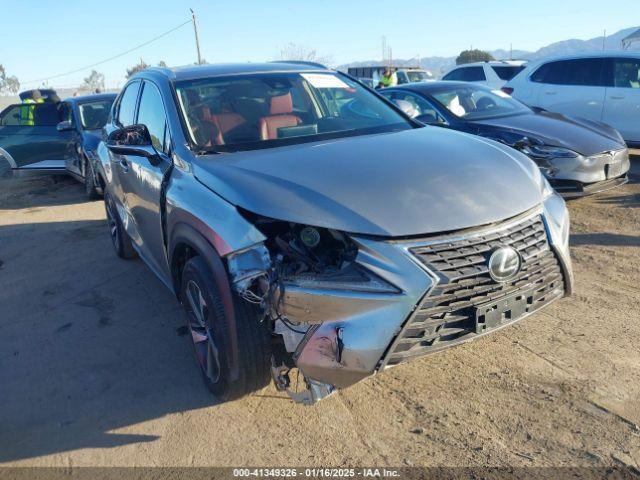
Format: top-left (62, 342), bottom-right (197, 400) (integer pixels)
top-left (431, 85), bottom-right (530, 120)
top-left (78, 99), bottom-right (114, 129)
top-left (175, 72), bottom-right (412, 152)
top-left (406, 71), bottom-right (433, 82)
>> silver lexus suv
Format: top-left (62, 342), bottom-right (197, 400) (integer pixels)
top-left (95, 63), bottom-right (573, 404)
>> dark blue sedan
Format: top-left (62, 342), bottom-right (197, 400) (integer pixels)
top-left (380, 82), bottom-right (630, 198)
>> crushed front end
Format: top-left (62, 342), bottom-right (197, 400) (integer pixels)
top-left (226, 200), bottom-right (572, 404)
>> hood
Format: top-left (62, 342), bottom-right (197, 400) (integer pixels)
top-left (192, 128), bottom-right (543, 237)
top-left (473, 111), bottom-right (625, 157)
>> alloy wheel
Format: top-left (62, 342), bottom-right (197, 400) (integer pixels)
top-left (186, 279), bottom-right (221, 384)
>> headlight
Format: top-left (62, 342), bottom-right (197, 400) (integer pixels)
top-left (521, 144), bottom-right (579, 159)
top-left (246, 215), bottom-right (399, 294)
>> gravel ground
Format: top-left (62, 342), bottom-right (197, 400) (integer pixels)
top-left (0, 161), bottom-right (638, 469)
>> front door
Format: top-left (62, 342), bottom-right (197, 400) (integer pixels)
top-left (117, 80), bottom-right (173, 282)
top-left (0, 102), bottom-right (77, 172)
top-left (602, 57), bottom-right (640, 143)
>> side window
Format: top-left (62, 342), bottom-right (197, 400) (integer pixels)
top-left (443, 68), bottom-right (462, 81)
top-left (136, 81), bottom-right (168, 153)
top-left (531, 61), bottom-right (566, 84)
top-left (613, 58), bottom-right (640, 89)
top-left (531, 59), bottom-right (605, 86)
top-left (460, 67), bottom-right (486, 82)
top-left (116, 81), bottom-right (141, 127)
top-left (563, 58), bottom-right (606, 86)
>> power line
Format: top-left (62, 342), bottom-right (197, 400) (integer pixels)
top-left (22, 19), bottom-right (192, 86)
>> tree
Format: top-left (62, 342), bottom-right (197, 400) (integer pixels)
top-left (455, 49), bottom-right (495, 65)
top-left (126, 59), bottom-right (169, 78)
top-left (278, 43), bottom-right (333, 66)
top-left (0, 64), bottom-right (20, 95)
top-left (126, 58), bottom-right (150, 78)
top-left (82, 70), bottom-right (105, 92)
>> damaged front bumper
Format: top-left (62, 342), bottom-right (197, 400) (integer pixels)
top-left (228, 199), bottom-right (573, 404)
top-left (537, 148), bottom-right (630, 198)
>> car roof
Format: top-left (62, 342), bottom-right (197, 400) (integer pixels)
top-left (525, 50), bottom-right (640, 66)
top-left (451, 61), bottom-right (524, 67)
top-left (132, 62), bottom-right (330, 83)
top-left (64, 93), bottom-right (117, 104)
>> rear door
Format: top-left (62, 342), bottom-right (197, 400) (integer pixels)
top-left (602, 57), bottom-right (640, 143)
top-left (0, 102), bottom-right (76, 171)
top-left (531, 58), bottom-right (607, 121)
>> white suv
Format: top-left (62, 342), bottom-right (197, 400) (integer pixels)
top-left (442, 61), bottom-right (526, 89)
top-left (503, 52), bottom-right (640, 146)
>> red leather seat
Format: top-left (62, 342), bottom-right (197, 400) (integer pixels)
top-left (208, 112), bottom-right (245, 145)
top-left (258, 93), bottom-right (301, 140)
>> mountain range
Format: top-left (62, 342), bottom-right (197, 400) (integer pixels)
top-left (338, 26), bottom-right (640, 76)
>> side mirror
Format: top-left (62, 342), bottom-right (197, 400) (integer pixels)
top-left (106, 124), bottom-right (159, 160)
top-left (393, 99), bottom-right (417, 118)
top-left (56, 120), bottom-right (74, 132)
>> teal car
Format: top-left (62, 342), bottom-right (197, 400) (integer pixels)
top-left (0, 93), bottom-right (116, 198)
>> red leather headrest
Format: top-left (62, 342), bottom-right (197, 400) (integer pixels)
top-left (270, 93), bottom-right (293, 115)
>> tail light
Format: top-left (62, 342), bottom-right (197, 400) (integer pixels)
top-left (501, 87), bottom-right (514, 95)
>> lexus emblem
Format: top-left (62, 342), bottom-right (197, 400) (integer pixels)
top-left (488, 246), bottom-right (522, 282)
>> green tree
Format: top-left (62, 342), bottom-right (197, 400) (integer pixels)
top-left (455, 49), bottom-right (495, 65)
top-left (82, 70), bottom-right (105, 92)
top-left (0, 64), bottom-right (20, 95)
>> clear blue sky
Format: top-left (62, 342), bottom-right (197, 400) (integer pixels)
top-left (0, 0), bottom-right (636, 89)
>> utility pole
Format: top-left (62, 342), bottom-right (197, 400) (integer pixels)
top-left (191, 9), bottom-right (203, 65)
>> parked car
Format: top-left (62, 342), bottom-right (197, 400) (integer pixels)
top-left (380, 82), bottom-right (630, 198)
top-left (0, 93), bottom-right (116, 198)
top-left (96, 62), bottom-right (572, 404)
top-left (442, 61), bottom-right (526, 89)
top-left (347, 66), bottom-right (434, 87)
top-left (502, 52), bottom-right (640, 147)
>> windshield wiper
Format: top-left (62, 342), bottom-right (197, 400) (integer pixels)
top-left (193, 147), bottom-right (221, 155)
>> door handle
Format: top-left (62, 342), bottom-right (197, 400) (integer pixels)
top-left (609, 95), bottom-right (625, 100)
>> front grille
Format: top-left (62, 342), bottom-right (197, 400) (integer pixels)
top-left (382, 213), bottom-right (565, 367)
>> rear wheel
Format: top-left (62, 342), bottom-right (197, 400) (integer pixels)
top-left (181, 256), bottom-right (271, 401)
top-left (104, 192), bottom-right (137, 259)
top-left (84, 159), bottom-right (100, 200)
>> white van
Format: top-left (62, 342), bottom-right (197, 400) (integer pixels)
top-left (503, 52), bottom-right (640, 146)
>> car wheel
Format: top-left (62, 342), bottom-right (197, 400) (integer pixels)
top-left (181, 256), bottom-right (271, 401)
top-left (84, 159), bottom-right (100, 200)
top-left (104, 192), bottom-right (137, 259)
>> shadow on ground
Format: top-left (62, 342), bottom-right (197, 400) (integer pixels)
top-left (0, 173), bottom-right (84, 210)
top-left (0, 176), bottom-right (220, 462)
top-left (571, 232), bottom-right (640, 247)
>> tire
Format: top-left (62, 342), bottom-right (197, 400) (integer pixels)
top-left (104, 192), bottom-right (137, 259)
top-left (84, 159), bottom-right (100, 200)
top-left (181, 256), bottom-right (271, 401)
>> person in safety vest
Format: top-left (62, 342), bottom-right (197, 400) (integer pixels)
top-left (20, 90), bottom-right (44, 126)
top-left (377, 67), bottom-right (398, 88)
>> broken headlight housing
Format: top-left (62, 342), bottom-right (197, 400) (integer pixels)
top-left (247, 214), bottom-right (399, 294)
top-left (520, 144), bottom-right (579, 160)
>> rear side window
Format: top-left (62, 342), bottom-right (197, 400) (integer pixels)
top-left (491, 65), bottom-right (525, 80)
top-left (116, 81), bottom-right (141, 126)
top-left (531, 58), bottom-right (606, 86)
top-left (444, 67), bottom-right (486, 82)
top-left (613, 58), bottom-right (640, 89)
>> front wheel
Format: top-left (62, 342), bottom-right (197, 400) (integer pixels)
top-left (181, 256), bottom-right (271, 401)
top-left (84, 159), bottom-right (100, 200)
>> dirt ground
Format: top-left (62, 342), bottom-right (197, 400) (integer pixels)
top-left (0, 160), bottom-right (639, 469)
